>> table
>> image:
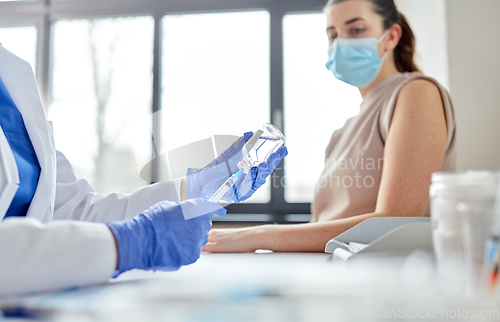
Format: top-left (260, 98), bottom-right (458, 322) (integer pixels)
top-left (2, 252), bottom-right (499, 321)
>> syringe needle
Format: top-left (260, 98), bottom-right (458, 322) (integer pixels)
top-left (209, 169), bottom-right (244, 203)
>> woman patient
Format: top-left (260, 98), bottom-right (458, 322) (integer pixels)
top-left (204, 0), bottom-right (456, 253)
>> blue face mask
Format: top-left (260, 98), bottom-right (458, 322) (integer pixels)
top-left (326, 31), bottom-right (389, 88)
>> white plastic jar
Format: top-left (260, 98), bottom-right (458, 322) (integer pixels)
top-left (430, 171), bottom-right (498, 279)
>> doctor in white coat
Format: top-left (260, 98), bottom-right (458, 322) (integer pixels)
top-left (0, 45), bottom-right (287, 296)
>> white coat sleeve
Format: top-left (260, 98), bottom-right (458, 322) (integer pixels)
top-left (53, 151), bottom-right (182, 223)
top-left (0, 217), bottom-right (116, 296)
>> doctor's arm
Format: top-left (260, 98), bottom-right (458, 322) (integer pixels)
top-left (52, 133), bottom-right (252, 223)
top-left (53, 151), bottom-right (183, 223)
top-left (0, 217), bottom-right (116, 296)
top-left (203, 80), bottom-right (448, 253)
top-left (53, 134), bottom-right (286, 224)
top-left (0, 199), bottom-right (224, 296)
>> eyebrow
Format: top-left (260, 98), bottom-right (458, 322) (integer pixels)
top-left (345, 17), bottom-right (364, 25)
top-left (326, 17), bottom-right (365, 31)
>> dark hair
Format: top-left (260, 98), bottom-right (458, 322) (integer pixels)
top-left (324, 0), bottom-right (420, 73)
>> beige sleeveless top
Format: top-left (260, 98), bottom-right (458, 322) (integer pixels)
top-left (311, 72), bottom-right (457, 222)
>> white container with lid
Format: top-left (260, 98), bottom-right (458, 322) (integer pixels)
top-left (430, 171), bottom-right (498, 282)
top-left (457, 173), bottom-right (499, 294)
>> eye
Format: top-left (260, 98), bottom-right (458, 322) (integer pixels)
top-left (328, 34), bottom-right (337, 43)
top-left (351, 27), bottom-right (365, 35)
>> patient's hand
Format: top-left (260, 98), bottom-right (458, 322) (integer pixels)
top-left (202, 226), bottom-right (272, 253)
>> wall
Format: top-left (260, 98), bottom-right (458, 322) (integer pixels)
top-left (446, 0), bottom-right (500, 171)
top-left (397, 0), bottom-right (500, 171)
top-left (395, 0), bottom-right (449, 89)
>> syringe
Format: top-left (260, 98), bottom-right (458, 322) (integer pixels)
top-left (208, 129), bottom-right (264, 203)
top-left (208, 169), bottom-right (243, 203)
top-left (208, 123), bottom-right (284, 204)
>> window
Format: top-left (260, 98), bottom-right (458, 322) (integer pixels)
top-left (49, 17), bottom-right (154, 193)
top-left (2, 0), bottom-right (359, 222)
top-left (283, 13), bottom-right (362, 203)
top-left (0, 26), bottom-right (37, 71)
top-left (161, 11), bottom-right (270, 202)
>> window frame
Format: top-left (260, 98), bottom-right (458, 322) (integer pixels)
top-left (0, 0), bottom-right (328, 223)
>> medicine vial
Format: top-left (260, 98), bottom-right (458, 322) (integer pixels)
top-left (237, 123), bottom-right (285, 174)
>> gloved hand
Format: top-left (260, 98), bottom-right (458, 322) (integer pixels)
top-left (186, 132), bottom-right (288, 203)
top-left (106, 199), bottom-right (226, 276)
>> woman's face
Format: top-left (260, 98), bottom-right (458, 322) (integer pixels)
top-left (326, 0), bottom-right (386, 45)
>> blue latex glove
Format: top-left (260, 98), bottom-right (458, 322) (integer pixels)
top-left (106, 199), bottom-right (226, 276)
top-left (223, 146), bottom-right (288, 203)
top-left (186, 133), bottom-right (288, 203)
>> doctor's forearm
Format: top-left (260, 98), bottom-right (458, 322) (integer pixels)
top-left (108, 227), bottom-right (120, 270)
top-left (0, 219), bottom-right (116, 296)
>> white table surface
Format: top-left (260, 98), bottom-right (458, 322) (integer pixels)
top-left (2, 252), bottom-right (499, 322)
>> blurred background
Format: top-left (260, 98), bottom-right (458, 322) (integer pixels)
top-left (0, 0), bottom-right (499, 223)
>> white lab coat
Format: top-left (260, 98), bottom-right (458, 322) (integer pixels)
top-left (0, 45), bottom-right (181, 296)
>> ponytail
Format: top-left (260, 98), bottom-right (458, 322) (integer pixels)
top-left (324, 0), bottom-right (420, 73)
top-left (394, 13), bottom-right (419, 73)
